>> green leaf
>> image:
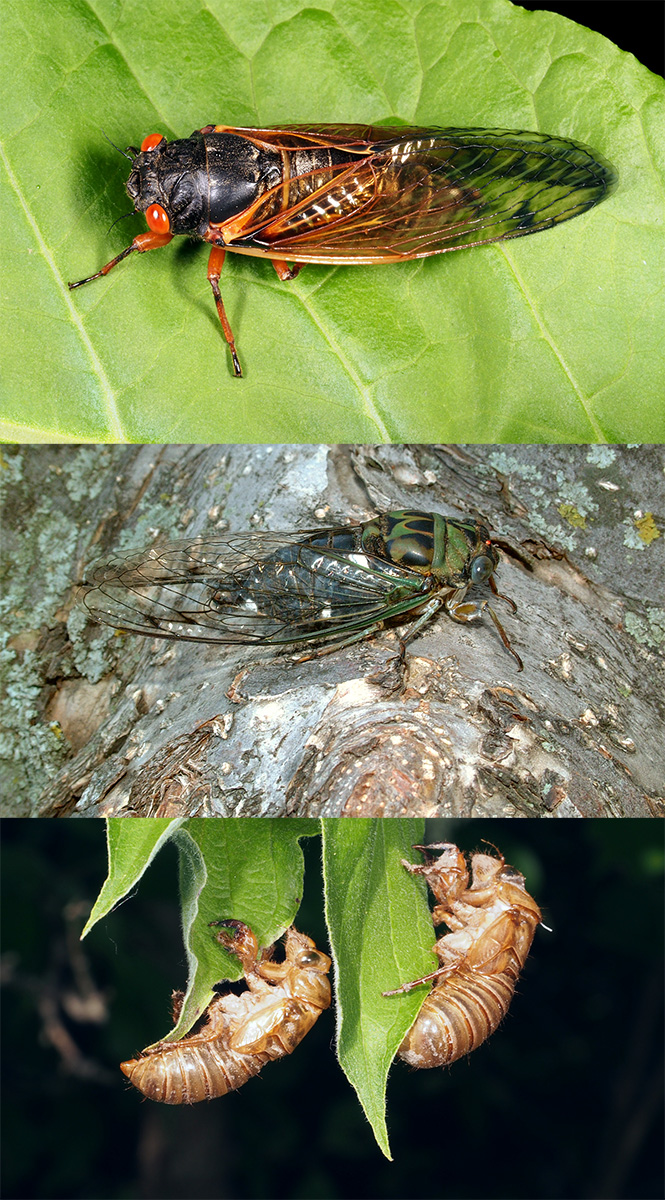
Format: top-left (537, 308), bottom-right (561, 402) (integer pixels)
top-left (81, 815), bottom-right (440, 1157)
top-left (83, 817), bottom-right (319, 1043)
top-left (2, 0), bottom-right (663, 441)
top-left (322, 818), bottom-right (435, 1160)
top-left (81, 817), bottom-right (186, 936)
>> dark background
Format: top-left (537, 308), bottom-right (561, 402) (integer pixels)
top-left (1, 818), bottom-right (663, 1200)
top-left (518, 2), bottom-right (664, 76)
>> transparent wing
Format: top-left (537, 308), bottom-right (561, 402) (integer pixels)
top-left (79, 530), bottom-right (429, 647)
top-left (233, 127), bottom-right (616, 263)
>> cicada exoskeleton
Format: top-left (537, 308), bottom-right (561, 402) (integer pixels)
top-left (79, 510), bottom-right (523, 669)
top-left (384, 843), bottom-right (542, 1067)
top-left (120, 922), bottom-right (331, 1104)
top-left (69, 124), bottom-right (616, 375)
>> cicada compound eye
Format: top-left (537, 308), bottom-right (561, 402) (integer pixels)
top-left (470, 554), bottom-right (494, 585)
top-left (145, 204), bottom-right (171, 234)
top-left (141, 133), bottom-right (165, 152)
top-left (295, 950), bottom-right (323, 968)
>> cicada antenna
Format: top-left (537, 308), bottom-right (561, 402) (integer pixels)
top-left (107, 211), bottom-right (138, 237)
top-left (100, 129), bottom-right (134, 160)
top-left (480, 838), bottom-right (502, 857)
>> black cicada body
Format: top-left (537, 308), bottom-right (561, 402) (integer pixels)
top-left (69, 124), bottom-right (617, 376)
top-left (80, 510), bottom-right (523, 669)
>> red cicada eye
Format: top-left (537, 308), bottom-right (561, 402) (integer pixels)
top-left (145, 204), bottom-right (171, 234)
top-left (140, 133), bottom-right (164, 152)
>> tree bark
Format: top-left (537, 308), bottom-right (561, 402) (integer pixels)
top-left (1, 443), bottom-right (662, 817)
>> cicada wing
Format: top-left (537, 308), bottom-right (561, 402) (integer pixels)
top-left (78, 530), bottom-right (427, 647)
top-left (80, 533), bottom-right (308, 642)
top-left (218, 124), bottom-right (416, 152)
top-left (228, 998), bottom-right (301, 1054)
top-left (232, 127), bottom-right (615, 263)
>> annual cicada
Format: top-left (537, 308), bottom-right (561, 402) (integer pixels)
top-left (80, 509), bottom-right (523, 670)
top-left (384, 843), bottom-right (542, 1067)
top-left (121, 921), bottom-right (331, 1104)
top-left (68, 123), bottom-right (616, 376)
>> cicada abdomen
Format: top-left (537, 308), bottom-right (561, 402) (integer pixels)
top-left (385, 843), bottom-right (541, 1068)
top-left (120, 921), bottom-right (331, 1103)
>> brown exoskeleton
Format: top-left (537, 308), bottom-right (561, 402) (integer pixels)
top-left (384, 843), bottom-right (542, 1067)
top-left (120, 920), bottom-right (331, 1103)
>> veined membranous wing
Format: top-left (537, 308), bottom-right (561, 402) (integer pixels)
top-left (80, 530), bottom-right (430, 647)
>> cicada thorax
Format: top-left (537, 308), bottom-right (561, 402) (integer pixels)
top-left (125, 130), bottom-right (275, 235)
top-left (393, 844), bottom-right (541, 1069)
top-left (126, 127), bottom-right (360, 239)
top-left (358, 511), bottom-right (499, 589)
top-left (120, 924), bottom-right (331, 1104)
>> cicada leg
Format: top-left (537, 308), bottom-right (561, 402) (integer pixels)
top-left (206, 246), bottom-right (243, 377)
top-left (396, 597), bottom-right (445, 658)
top-left (292, 622), bottom-right (390, 662)
top-left (446, 595), bottom-right (523, 671)
top-left (445, 596), bottom-right (486, 624)
top-left (68, 229), bottom-right (173, 288)
top-left (489, 574), bottom-right (518, 614)
top-left (209, 919), bottom-right (259, 973)
top-left (382, 959), bottom-right (459, 997)
top-left (293, 597), bottom-right (445, 688)
top-left (486, 605), bottom-right (523, 671)
top-left (292, 597), bottom-right (440, 664)
top-left (271, 259), bottom-right (303, 281)
top-left (170, 990), bottom-right (185, 1024)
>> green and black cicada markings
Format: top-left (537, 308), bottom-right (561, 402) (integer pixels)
top-left (68, 123), bottom-right (616, 377)
top-left (79, 510), bottom-right (523, 671)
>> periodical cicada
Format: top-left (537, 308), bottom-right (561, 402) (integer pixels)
top-left (69, 123), bottom-right (616, 376)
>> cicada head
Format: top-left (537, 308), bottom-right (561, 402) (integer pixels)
top-left (284, 929), bottom-right (332, 1010)
top-left (431, 517), bottom-right (500, 589)
top-left (126, 133), bottom-right (209, 236)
